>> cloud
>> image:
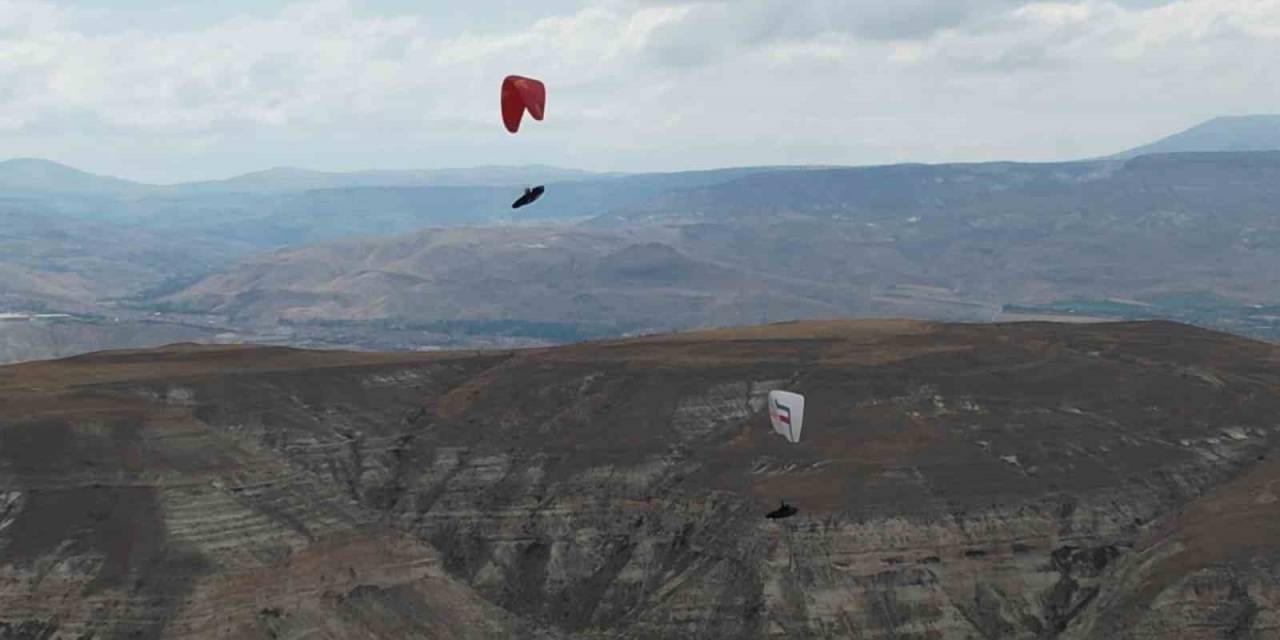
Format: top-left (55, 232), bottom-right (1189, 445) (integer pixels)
top-left (0, 0), bottom-right (1275, 181)
top-left (627, 0), bottom-right (1183, 53)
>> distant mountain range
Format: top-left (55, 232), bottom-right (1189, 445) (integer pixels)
top-left (4, 114), bottom-right (1277, 194)
top-left (0, 158), bottom-right (143, 194)
top-left (0, 158), bottom-right (614, 195)
top-left (176, 164), bottom-right (615, 193)
top-left (155, 151), bottom-right (1280, 340)
top-left (5, 115), bottom-right (1280, 361)
top-left (1108, 114), bottom-right (1280, 158)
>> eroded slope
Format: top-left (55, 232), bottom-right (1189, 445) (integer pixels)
top-left (2, 321), bottom-right (1280, 638)
top-left (0, 345), bottom-right (550, 639)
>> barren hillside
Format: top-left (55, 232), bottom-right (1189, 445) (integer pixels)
top-left (2, 320), bottom-right (1279, 638)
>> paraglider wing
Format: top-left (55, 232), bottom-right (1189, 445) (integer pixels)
top-left (767, 390), bottom-right (805, 444)
top-left (501, 75), bottom-right (546, 133)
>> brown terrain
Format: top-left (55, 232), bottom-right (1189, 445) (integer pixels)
top-left (2, 319), bottom-right (1279, 639)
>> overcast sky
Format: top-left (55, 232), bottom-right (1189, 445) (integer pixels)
top-left (0, 0), bottom-right (1276, 182)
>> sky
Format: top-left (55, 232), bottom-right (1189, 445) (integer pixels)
top-left (0, 0), bottom-right (1277, 183)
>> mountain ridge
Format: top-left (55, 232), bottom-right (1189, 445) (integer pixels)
top-left (174, 164), bottom-right (615, 192)
top-left (2, 114), bottom-right (1276, 194)
top-left (0, 158), bottom-right (614, 193)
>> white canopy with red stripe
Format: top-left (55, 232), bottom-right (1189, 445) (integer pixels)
top-left (767, 390), bottom-right (805, 444)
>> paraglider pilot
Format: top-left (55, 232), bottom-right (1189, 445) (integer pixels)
top-left (766, 500), bottom-right (797, 519)
top-left (512, 185), bottom-right (545, 209)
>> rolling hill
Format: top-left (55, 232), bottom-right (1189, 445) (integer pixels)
top-left (2, 320), bottom-right (1279, 637)
top-left (157, 226), bottom-right (870, 333)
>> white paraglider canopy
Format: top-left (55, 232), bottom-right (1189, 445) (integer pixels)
top-left (767, 390), bottom-right (804, 444)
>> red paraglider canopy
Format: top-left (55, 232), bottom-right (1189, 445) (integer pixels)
top-left (501, 75), bottom-right (546, 133)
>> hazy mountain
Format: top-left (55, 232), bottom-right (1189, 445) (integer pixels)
top-left (594, 159), bottom-right (1119, 222)
top-left (151, 151), bottom-right (1280, 347)
top-left (0, 315), bottom-right (222, 364)
top-left (1110, 114), bottom-right (1280, 158)
top-left (0, 209), bottom-right (246, 313)
top-left (178, 164), bottom-right (612, 193)
top-left (0, 159), bottom-right (794, 242)
top-left (0, 161), bottom-right (810, 330)
top-left (0, 158), bottom-right (147, 194)
top-left (0, 158), bottom-right (610, 194)
top-left (159, 226), bottom-right (865, 334)
top-left (10, 122), bottom-right (1280, 356)
top-left (3, 320), bottom-right (1279, 637)
top-left (236, 166), bottom-right (817, 240)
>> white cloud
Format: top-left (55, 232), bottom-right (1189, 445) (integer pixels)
top-left (0, 0), bottom-right (1275, 181)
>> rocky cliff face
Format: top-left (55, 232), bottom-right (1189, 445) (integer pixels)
top-left (2, 320), bottom-right (1279, 638)
top-left (0, 346), bottom-right (545, 639)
